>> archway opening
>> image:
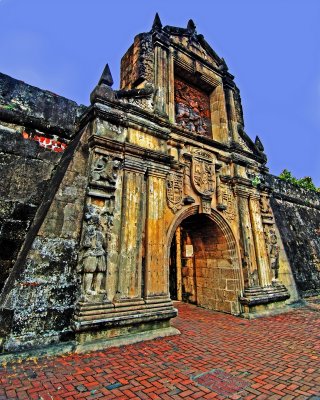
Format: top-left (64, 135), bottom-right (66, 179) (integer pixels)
top-left (169, 213), bottom-right (241, 314)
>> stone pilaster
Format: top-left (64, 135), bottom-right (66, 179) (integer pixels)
top-left (238, 190), bottom-right (290, 316)
top-left (115, 157), bottom-right (147, 302)
top-left (168, 47), bottom-right (175, 123)
top-left (234, 187), bottom-right (259, 287)
top-left (225, 87), bottom-right (239, 143)
top-left (249, 192), bottom-right (272, 287)
top-left (210, 84), bottom-right (229, 143)
top-left (152, 33), bottom-right (170, 118)
top-left (175, 227), bottom-right (183, 301)
top-left (144, 163), bottom-right (170, 298)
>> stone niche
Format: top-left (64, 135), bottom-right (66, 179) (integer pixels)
top-left (174, 76), bottom-right (212, 137)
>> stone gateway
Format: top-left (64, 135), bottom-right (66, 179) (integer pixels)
top-left (0, 15), bottom-right (319, 355)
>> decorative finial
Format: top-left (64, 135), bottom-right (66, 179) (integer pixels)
top-left (90, 63), bottom-right (115, 103)
top-left (98, 64), bottom-right (113, 87)
top-left (187, 19), bottom-right (196, 34)
top-left (255, 136), bottom-right (264, 152)
top-left (152, 13), bottom-right (162, 31)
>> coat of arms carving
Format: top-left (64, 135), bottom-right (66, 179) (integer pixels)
top-left (166, 173), bottom-right (183, 213)
top-left (191, 150), bottom-right (215, 196)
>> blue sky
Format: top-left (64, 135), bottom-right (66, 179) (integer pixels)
top-left (0, 0), bottom-right (319, 185)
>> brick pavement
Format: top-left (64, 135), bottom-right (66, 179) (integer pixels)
top-left (0, 300), bottom-right (319, 400)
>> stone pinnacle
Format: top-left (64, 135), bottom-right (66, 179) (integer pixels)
top-left (187, 19), bottom-right (196, 34)
top-left (98, 64), bottom-right (114, 87)
top-left (152, 13), bottom-right (162, 31)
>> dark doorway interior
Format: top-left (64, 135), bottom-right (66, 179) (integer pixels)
top-left (169, 214), bottom-right (240, 314)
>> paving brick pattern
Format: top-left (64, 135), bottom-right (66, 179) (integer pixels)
top-left (0, 300), bottom-right (320, 399)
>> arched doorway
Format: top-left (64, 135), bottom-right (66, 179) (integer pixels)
top-left (169, 212), bottom-right (242, 315)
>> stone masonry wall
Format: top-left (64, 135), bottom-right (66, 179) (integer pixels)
top-left (0, 73), bottom-right (86, 319)
top-left (267, 175), bottom-right (320, 297)
top-left (2, 126), bottom-right (89, 352)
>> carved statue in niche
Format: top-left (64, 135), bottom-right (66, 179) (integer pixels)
top-left (265, 227), bottom-right (280, 280)
top-left (77, 205), bottom-right (107, 296)
top-left (91, 155), bottom-right (121, 188)
top-left (174, 76), bottom-right (211, 137)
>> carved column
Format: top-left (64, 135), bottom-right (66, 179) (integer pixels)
top-left (249, 193), bottom-right (272, 287)
top-left (234, 187), bottom-right (259, 287)
top-left (144, 164), bottom-right (170, 299)
top-left (115, 157), bottom-right (147, 302)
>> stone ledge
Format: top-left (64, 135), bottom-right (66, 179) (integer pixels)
top-left (74, 326), bottom-right (180, 354)
top-left (239, 283), bottom-right (290, 307)
top-left (0, 341), bottom-right (75, 363)
top-left (72, 308), bottom-right (177, 331)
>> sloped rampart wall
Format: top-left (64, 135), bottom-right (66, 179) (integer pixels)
top-left (267, 175), bottom-right (320, 297)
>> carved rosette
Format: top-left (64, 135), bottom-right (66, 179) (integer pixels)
top-left (191, 149), bottom-right (215, 196)
top-left (166, 172), bottom-right (183, 213)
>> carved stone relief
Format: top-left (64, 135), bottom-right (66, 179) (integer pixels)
top-left (90, 154), bottom-right (121, 189)
top-left (260, 193), bottom-right (272, 215)
top-left (122, 96), bottom-right (153, 111)
top-left (191, 150), bottom-right (215, 196)
top-left (259, 192), bottom-right (280, 280)
top-left (174, 76), bottom-right (211, 137)
top-left (117, 85), bottom-right (154, 111)
top-left (77, 152), bottom-right (122, 301)
top-left (264, 226), bottom-right (280, 280)
top-left (218, 184), bottom-right (236, 222)
top-left (77, 205), bottom-right (107, 297)
top-left (166, 172), bottom-right (183, 213)
top-left (201, 196), bottom-right (212, 214)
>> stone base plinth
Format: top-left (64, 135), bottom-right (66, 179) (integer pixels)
top-left (72, 296), bottom-right (179, 352)
top-left (240, 282), bottom-right (291, 318)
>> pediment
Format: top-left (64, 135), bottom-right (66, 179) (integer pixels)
top-left (163, 23), bottom-right (224, 71)
top-left (169, 34), bottom-right (219, 68)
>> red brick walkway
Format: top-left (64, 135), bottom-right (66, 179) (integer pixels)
top-left (1, 301), bottom-right (320, 399)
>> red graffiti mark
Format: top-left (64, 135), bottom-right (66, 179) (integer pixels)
top-left (22, 131), bottom-right (68, 153)
top-left (19, 281), bottom-right (41, 287)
